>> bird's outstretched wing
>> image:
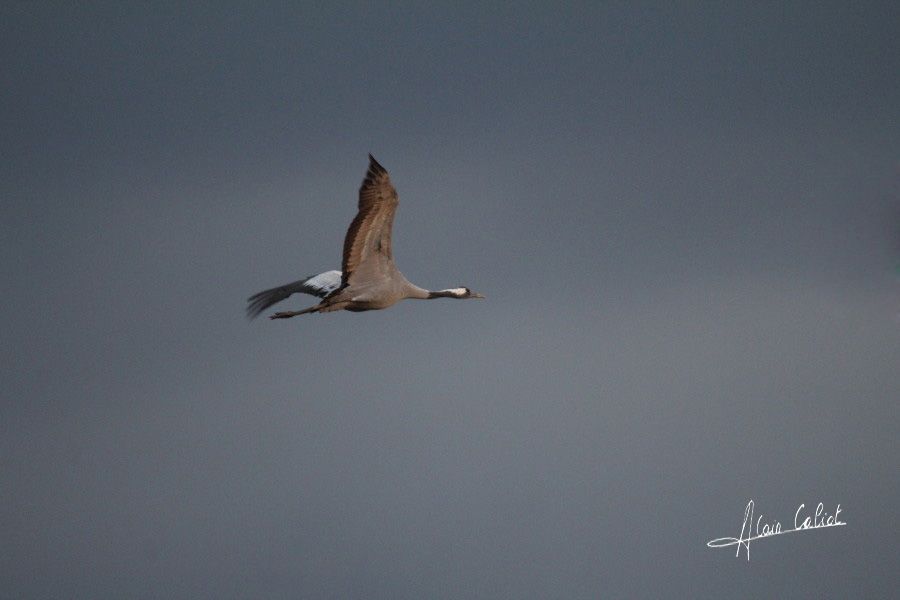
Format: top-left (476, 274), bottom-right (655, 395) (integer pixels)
top-left (340, 155), bottom-right (399, 287)
top-left (246, 270), bottom-right (342, 319)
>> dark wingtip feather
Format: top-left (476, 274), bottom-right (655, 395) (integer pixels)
top-left (367, 154), bottom-right (387, 175)
top-left (245, 285), bottom-right (291, 320)
top-left (246, 274), bottom-right (336, 319)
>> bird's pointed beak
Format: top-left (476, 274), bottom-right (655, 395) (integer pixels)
top-left (472, 292), bottom-right (485, 299)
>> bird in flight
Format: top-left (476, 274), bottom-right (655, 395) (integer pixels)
top-left (247, 155), bottom-right (484, 320)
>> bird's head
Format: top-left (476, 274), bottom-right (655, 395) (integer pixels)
top-left (443, 286), bottom-right (484, 299)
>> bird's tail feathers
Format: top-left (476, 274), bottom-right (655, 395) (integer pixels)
top-left (246, 271), bottom-right (342, 319)
top-left (246, 282), bottom-right (300, 319)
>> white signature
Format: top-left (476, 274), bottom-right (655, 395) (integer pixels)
top-left (707, 499), bottom-right (846, 560)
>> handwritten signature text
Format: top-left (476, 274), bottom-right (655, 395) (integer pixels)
top-left (707, 499), bottom-right (846, 559)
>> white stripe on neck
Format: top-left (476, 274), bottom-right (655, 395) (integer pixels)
top-left (441, 288), bottom-right (467, 296)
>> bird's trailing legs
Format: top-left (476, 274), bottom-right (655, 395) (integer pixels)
top-left (269, 306), bottom-right (318, 319)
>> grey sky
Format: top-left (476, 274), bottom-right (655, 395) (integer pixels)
top-left (1, 2), bottom-right (898, 598)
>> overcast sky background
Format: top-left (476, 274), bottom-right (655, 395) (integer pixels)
top-left (1, 2), bottom-right (898, 598)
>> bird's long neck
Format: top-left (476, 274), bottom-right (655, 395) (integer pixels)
top-left (403, 281), bottom-right (464, 300)
top-left (426, 288), bottom-right (466, 299)
top-left (402, 282), bottom-right (432, 300)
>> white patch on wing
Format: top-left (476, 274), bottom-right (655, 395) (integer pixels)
top-left (305, 270), bottom-right (342, 295)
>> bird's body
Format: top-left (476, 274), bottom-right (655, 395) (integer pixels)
top-left (247, 155), bottom-right (483, 320)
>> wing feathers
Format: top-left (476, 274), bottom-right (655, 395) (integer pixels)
top-left (246, 270), bottom-right (342, 319)
top-left (340, 155), bottom-right (399, 286)
top-left (248, 156), bottom-right (400, 319)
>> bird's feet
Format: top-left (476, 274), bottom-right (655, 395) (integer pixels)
top-left (270, 311), bottom-right (299, 319)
